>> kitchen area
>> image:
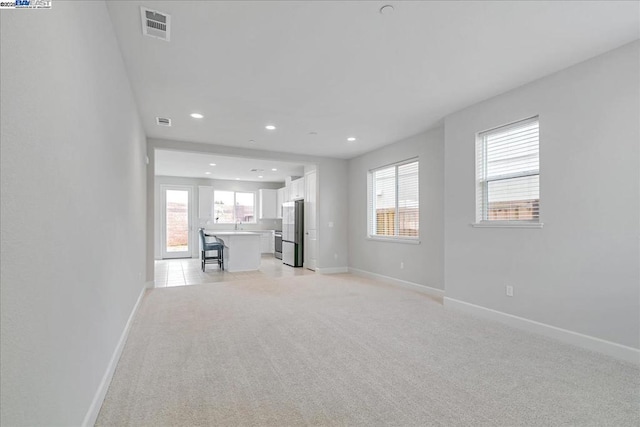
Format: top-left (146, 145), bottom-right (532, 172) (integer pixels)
top-left (200, 175), bottom-right (307, 272)
top-left (154, 150), bottom-right (317, 280)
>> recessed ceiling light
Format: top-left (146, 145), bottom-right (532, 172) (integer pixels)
top-left (204, 172), bottom-right (211, 175)
top-left (190, 113), bottom-right (204, 119)
top-left (308, 131), bottom-right (318, 135)
top-left (380, 5), bottom-right (394, 15)
top-left (265, 125), bottom-right (276, 130)
top-left (272, 168), bottom-right (277, 171)
top-left (347, 137), bottom-right (357, 142)
top-left (209, 163), bottom-right (216, 166)
top-left (249, 140), bottom-right (255, 143)
top-left (235, 178), bottom-right (240, 180)
top-left (258, 175), bottom-right (263, 178)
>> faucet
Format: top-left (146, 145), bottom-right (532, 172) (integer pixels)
top-left (235, 220), bottom-right (242, 231)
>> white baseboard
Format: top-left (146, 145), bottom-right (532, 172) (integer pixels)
top-left (82, 285), bottom-right (147, 427)
top-left (443, 297), bottom-right (640, 365)
top-left (348, 267), bottom-right (444, 299)
top-left (316, 266), bottom-right (349, 274)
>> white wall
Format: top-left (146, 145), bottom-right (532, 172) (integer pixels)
top-left (154, 176), bottom-right (282, 259)
top-left (443, 41), bottom-right (639, 349)
top-left (348, 128), bottom-right (445, 290)
top-left (0, 2), bottom-right (148, 425)
top-left (147, 139), bottom-right (348, 275)
top-left (317, 158), bottom-right (349, 272)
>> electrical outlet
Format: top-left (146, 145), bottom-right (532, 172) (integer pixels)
top-left (506, 285), bottom-right (514, 297)
top-left (400, 261), bottom-right (404, 269)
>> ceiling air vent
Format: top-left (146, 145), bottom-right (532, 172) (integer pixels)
top-left (156, 117), bottom-right (172, 127)
top-left (141, 7), bottom-right (171, 41)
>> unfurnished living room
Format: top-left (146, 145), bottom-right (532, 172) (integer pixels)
top-left (1, 1), bottom-right (639, 426)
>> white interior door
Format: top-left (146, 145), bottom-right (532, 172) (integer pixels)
top-left (304, 170), bottom-right (317, 271)
top-left (161, 185), bottom-right (192, 259)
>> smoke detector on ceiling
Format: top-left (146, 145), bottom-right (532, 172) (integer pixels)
top-left (141, 7), bottom-right (171, 41)
top-left (156, 117), bottom-right (172, 127)
top-left (379, 5), bottom-right (395, 15)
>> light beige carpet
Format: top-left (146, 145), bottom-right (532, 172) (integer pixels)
top-left (96, 274), bottom-right (639, 426)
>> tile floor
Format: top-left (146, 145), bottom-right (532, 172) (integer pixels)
top-left (154, 255), bottom-right (314, 287)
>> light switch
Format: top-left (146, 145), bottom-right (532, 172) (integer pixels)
top-left (328, 221), bottom-right (334, 228)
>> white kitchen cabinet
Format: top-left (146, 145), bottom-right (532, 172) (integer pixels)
top-left (255, 230), bottom-right (274, 254)
top-left (258, 189), bottom-right (277, 219)
top-left (276, 187), bottom-right (285, 219)
top-left (198, 186), bottom-right (213, 219)
top-left (284, 184), bottom-right (290, 203)
top-left (206, 231), bottom-right (261, 272)
top-left (284, 183), bottom-right (293, 201)
top-left (290, 177), bottom-right (305, 200)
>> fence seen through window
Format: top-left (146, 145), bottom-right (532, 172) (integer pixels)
top-left (369, 160), bottom-right (419, 238)
top-left (476, 117), bottom-right (540, 222)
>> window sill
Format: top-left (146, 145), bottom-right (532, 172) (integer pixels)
top-left (471, 221), bottom-right (543, 229)
top-left (366, 236), bottom-right (421, 245)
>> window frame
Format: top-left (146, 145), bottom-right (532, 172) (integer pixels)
top-left (474, 116), bottom-right (543, 229)
top-left (212, 190), bottom-right (257, 224)
top-left (367, 157), bottom-right (420, 243)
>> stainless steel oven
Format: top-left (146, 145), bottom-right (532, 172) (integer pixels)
top-left (274, 231), bottom-right (282, 259)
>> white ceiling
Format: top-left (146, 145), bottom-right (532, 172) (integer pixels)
top-left (155, 150), bottom-right (305, 182)
top-left (107, 1), bottom-right (639, 159)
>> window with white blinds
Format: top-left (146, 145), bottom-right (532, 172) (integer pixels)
top-left (476, 117), bottom-right (540, 223)
top-left (368, 159), bottom-right (419, 239)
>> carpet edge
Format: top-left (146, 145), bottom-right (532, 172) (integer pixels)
top-left (82, 285), bottom-right (147, 427)
top-left (348, 267), bottom-right (445, 298)
top-left (443, 296), bottom-right (640, 365)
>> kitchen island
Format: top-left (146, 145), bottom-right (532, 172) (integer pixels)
top-left (205, 231), bottom-right (261, 272)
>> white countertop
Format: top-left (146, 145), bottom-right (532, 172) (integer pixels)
top-left (205, 231), bottom-right (260, 236)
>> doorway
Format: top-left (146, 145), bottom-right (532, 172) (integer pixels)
top-left (161, 185), bottom-right (192, 259)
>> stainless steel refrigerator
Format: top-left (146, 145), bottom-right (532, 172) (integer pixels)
top-left (282, 200), bottom-right (303, 267)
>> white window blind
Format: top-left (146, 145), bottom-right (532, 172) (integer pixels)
top-left (476, 117), bottom-right (540, 222)
top-left (368, 159), bottom-right (419, 239)
top-left (213, 191), bottom-right (256, 224)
